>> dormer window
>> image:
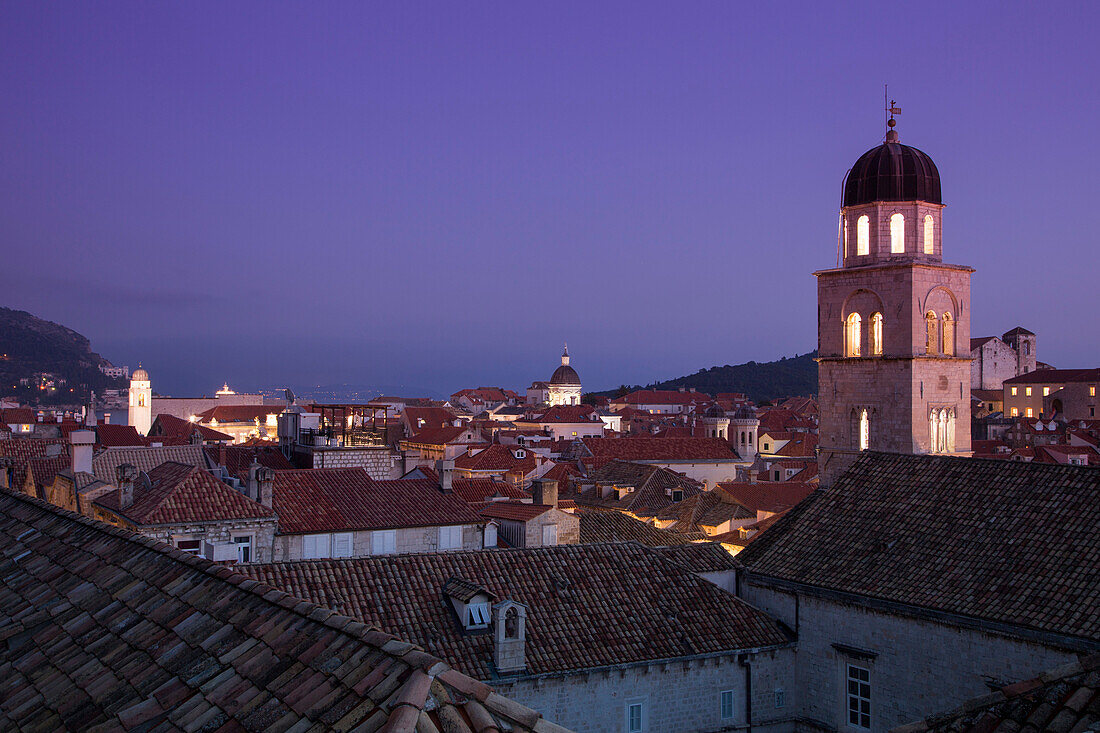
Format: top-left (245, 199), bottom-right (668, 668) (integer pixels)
top-left (467, 602), bottom-right (491, 628)
top-left (513, 449), bottom-right (526, 458)
top-left (443, 576), bottom-right (497, 632)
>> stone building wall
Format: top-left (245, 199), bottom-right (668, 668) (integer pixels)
top-left (275, 523), bottom-right (484, 560)
top-left (303, 445), bottom-right (402, 479)
top-left (521, 508), bottom-right (580, 547)
top-left (142, 517), bottom-right (278, 563)
top-left (971, 338), bottom-right (1020, 391)
top-left (495, 648), bottom-right (797, 733)
top-left (740, 580), bottom-right (1080, 733)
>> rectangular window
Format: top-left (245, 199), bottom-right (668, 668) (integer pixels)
top-left (1011, 387), bottom-right (1018, 396)
top-left (1011, 408), bottom-right (1019, 417)
top-left (720, 689), bottom-right (735, 720)
top-left (846, 664), bottom-right (871, 729)
top-left (302, 533), bottom-right (331, 559)
top-left (439, 525), bottom-right (462, 551)
top-left (1026, 408), bottom-right (1033, 418)
top-left (234, 535), bottom-right (252, 563)
top-left (332, 532), bottom-right (353, 558)
top-left (775, 689), bottom-right (786, 708)
top-left (371, 529), bottom-right (397, 555)
top-left (542, 523), bottom-right (558, 546)
top-left (1091, 386), bottom-right (1096, 397)
top-left (1043, 386), bottom-right (1051, 396)
top-left (177, 539), bottom-right (202, 555)
top-left (626, 701), bottom-right (644, 733)
top-left (1025, 387), bottom-right (1033, 396)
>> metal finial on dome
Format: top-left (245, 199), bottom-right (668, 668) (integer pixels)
top-left (885, 94), bottom-right (901, 143)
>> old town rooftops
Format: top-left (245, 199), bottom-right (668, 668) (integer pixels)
top-left (94, 461), bottom-right (276, 525)
top-left (579, 437), bottom-right (740, 464)
top-left (273, 468), bottom-right (484, 534)
top-left (1003, 368), bottom-right (1100, 384)
top-left (737, 452), bottom-right (1100, 645)
top-left (0, 487), bottom-right (555, 732)
top-left (240, 542), bottom-right (791, 681)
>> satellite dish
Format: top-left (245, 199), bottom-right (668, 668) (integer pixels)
top-left (285, 388), bottom-right (296, 404)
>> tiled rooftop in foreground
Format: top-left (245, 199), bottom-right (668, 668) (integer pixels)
top-left (0, 486), bottom-right (566, 732)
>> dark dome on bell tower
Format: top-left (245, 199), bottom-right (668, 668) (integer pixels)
top-left (843, 129), bottom-right (942, 207)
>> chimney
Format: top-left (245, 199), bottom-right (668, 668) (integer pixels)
top-left (440, 459), bottom-right (455, 494)
top-left (258, 466), bottom-right (276, 508)
top-left (70, 430), bottom-right (95, 475)
top-left (217, 442), bottom-right (227, 467)
top-left (115, 464), bottom-right (138, 510)
top-left (531, 478), bottom-right (558, 508)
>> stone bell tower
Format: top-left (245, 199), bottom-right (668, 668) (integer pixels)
top-left (817, 114), bottom-right (972, 487)
top-left (128, 365), bottom-right (152, 436)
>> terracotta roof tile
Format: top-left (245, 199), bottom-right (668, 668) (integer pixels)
top-left (95, 462), bottom-right (276, 525)
top-left (580, 437), bottom-right (739, 463)
top-left (738, 452), bottom-right (1100, 643)
top-left (0, 486), bottom-right (552, 732)
top-left (716, 481), bottom-right (816, 514)
top-left (240, 543), bottom-right (789, 680)
top-left (151, 413), bottom-right (233, 443)
top-left (576, 509), bottom-right (695, 546)
top-left (478, 502), bottom-right (553, 522)
top-left (92, 444), bottom-right (211, 485)
top-left (273, 469), bottom-right (483, 533)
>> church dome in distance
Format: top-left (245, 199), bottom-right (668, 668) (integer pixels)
top-left (550, 364), bottom-right (580, 386)
top-left (843, 129), bottom-right (941, 207)
top-left (732, 404), bottom-right (757, 421)
top-left (704, 404), bottom-right (725, 418)
top-left (132, 365), bottom-right (149, 381)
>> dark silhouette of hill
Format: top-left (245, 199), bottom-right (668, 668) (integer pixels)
top-left (592, 352), bottom-right (818, 403)
top-left (0, 307), bottom-right (125, 404)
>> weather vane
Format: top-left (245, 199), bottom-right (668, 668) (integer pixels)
top-left (884, 84), bottom-right (901, 136)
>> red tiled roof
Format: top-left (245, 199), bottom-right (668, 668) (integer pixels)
top-left (0, 437), bottom-right (68, 491)
top-left (0, 487), bottom-right (551, 733)
top-left (1003, 368), bottom-right (1100, 385)
top-left (0, 407), bottom-right (36, 425)
top-left (403, 426), bottom-right (477, 446)
top-left (479, 502), bottom-right (554, 521)
top-left (195, 404), bottom-right (284, 423)
top-left (95, 423), bottom-right (147, 447)
top-left (576, 508), bottom-right (694, 546)
top-left (273, 469), bottom-right (483, 534)
top-left (773, 433), bottom-right (818, 457)
top-left (26, 454), bottom-right (71, 495)
top-left (240, 543), bottom-right (791, 680)
top-left (581, 436), bottom-right (739, 463)
top-left (151, 413), bottom-right (233, 443)
top-left (716, 481), bottom-right (816, 514)
top-left (534, 405), bottom-right (599, 423)
top-left (204, 444), bottom-right (294, 478)
top-left (95, 461), bottom-right (275, 525)
top-left (403, 406), bottom-right (460, 431)
top-left (454, 443), bottom-right (538, 473)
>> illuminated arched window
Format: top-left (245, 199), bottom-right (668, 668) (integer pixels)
top-left (941, 312), bottom-right (955, 356)
top-left (929, 409), bottom-right (938, 452)
top-left (859, 409), bottom-right (870, 451)
top-left (138, 394), bottom-right (146, 407)
top-left (870, 312), bottom-right (883, 356)
top-left (856, 215), bottom-right (869, 256)
top-left (843, 216), bottom-right (849, 258)
top-left (923, 214), bottom-right (934, 254)
top-left (925, 312), bottom-right (939, 355)
top-left (845, 313), bottom-right (862, 357)
top-left (890, 213), bottom-right (905, 253)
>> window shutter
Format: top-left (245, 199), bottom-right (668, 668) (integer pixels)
top-left (333, 532), bottom-right (353, 558)
top-left (303, 534), bottom-right (316, 559)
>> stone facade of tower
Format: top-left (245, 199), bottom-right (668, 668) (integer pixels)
top-left (128, 367), bottom-right (152, 436)
top-left (817, 130), bottom-right (972, 487)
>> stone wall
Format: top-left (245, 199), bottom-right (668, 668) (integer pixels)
top-left (496, 648), bottom-right (797, 733)
top-left (276, 523), bottom-right (484, 561)
top-left (305, 445), bottom-right (402, 479)
top-left (971, 338), bottom-right (1019, 391)
top-left (521, 508), bottom-right (580, 547)
top-left (741, 580), bottom-right (1080, 732)
top-left (143, 517), bottom-right (279, 564)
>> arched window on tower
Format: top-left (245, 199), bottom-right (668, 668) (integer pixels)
top-left (929, 408), bottom-right (957, 453)
top-left (923, 214), bottom-right (934, 254)
top-left (843, 216), bottom-right (849, 259)
top-left (925, 312), bottom-right (939, 355)
top-left (859, 409), bottom-right (870, 451)
top-left (941, 312), bottom-right (955, 356)
top-left (870, 312), bottom-right (883, 356)
top-left (857, 215), bottom-right (869, 256)
top-left (890, 213), bottom-right (905, 253)
top-left (845, 313), bottom-right (862, 357)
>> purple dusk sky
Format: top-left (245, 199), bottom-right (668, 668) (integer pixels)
top-left (2, 2), bottom-right (1098, 397)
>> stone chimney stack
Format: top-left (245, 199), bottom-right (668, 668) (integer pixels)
top-left (531, 478), bottom-right (558, 508)
top-left (258, 466), bottom-right (276, 508)
top-left (440, 459), bottom-right (455, 494)
top-left (70, 430), bottom-right (95, 475)
top-left (115, 464), bottom-right (138, 510)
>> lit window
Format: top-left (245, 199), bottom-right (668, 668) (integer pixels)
top-left (843, 217), bottom-right (849, 258)
top-left (846, 664), bottom-right (872, 729)
top-left (1090, 386), bottom-right (1096, 397)
top-left (941, 312), bottom-right (955, 356)
top-left (720, 689), bottom-right (735, 720)
top-left (1043, 387), bottom-right (1050, 396)
top-left (925, 312), bottom-right (938, 354)
top-left (234, 535), bottom-right (253, 563)
top-left (1026, 408), bottom-right (1033, 418)
top-left (890, 213), bottom-right (905, 253)
top-left (923, 214), bottom-right (934, 254)
top-left (870, 313), bottom-right (883, 356)
top-left (856, 215), bottom-right (869, 255)
top-left (1025, 387), bottom-right (1033, 397)
top-left (1011, 408), bottom-right (1019, 417)
top-left (859, 409), bottom-right (869, 451)
top-left (371, 529), bottom-right (397, 555)
top-left (627, 701), bottom-right (645, 733)
top-left (439, 525), bottom-right (462, 551)
top-left (1011, 387), bottom-right (1018, 396)
top-left (846, 313), bottom-right (862, 357)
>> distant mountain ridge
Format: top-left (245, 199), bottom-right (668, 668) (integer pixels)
top-left (595, 352), bottom-right (818, 403)
top-left (0, 306), bottom-right (124, 403)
